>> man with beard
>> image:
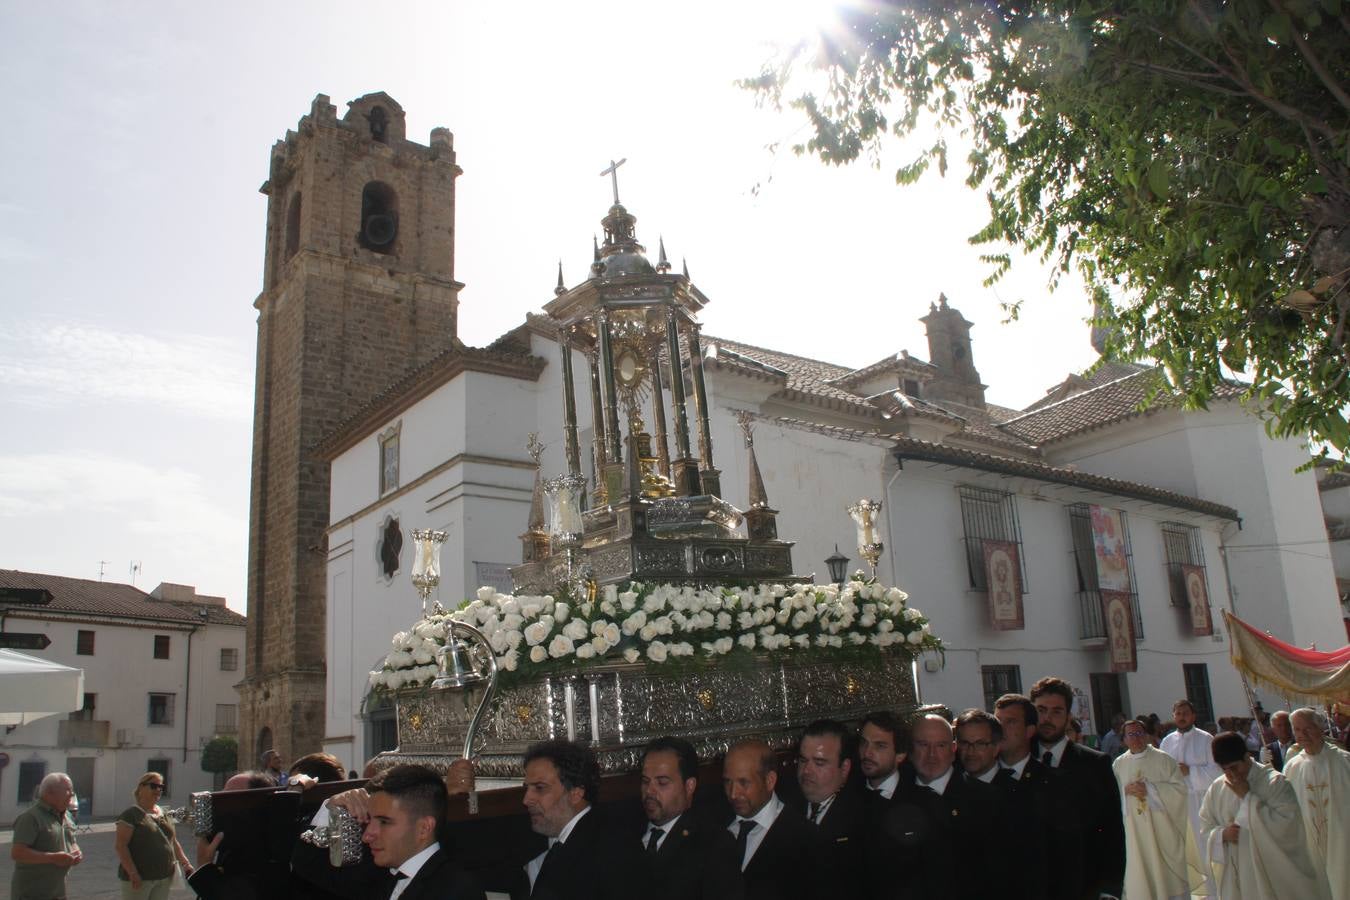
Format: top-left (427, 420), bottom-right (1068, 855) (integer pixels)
top-left (992, 693), bottom-right (1062, 900)
top-left (795, 719), bottom-right (865, 894)
top-left (722, 739), bottom-right (818, 900)
top-left (857, 711), bottom-right (907, 799)
top-left (637, 736), bottom-right (742, 900)
top-left (1160, 698), bottom-right (1221, 895)
top-left (1029, 677), bottom-right (1124, 900)
top-left (1198, 732), bottom-right (1328, 899)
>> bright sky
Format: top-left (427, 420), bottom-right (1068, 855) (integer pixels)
top-left (0, 2), bottom-right (1099, 612)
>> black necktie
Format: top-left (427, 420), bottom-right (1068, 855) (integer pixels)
top-left (1042, 750), bottom-right (1054, 767)
top-left (995, 768), bottom-right (1016, 786)
top-left (646, 827), bottom-right (664, 852)
top-left (807, 802), bottom-right (820, 823)
top-left (533, 842), bottom-right (559, 897)
top-left (734, 819), bottom-right (755, 868)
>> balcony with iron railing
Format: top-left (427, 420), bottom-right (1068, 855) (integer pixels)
top-left (1077, 590), bottom-right (1145, 643)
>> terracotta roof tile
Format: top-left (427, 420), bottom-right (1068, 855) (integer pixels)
top-left (0, 570), bottom-right (245, 626)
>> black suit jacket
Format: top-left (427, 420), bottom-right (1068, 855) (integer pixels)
top-left (187, 862), bottom-right (258, 900)
top-left (1037, 741), bottom-right (1125, 899)
top-left (866, 770), bottom-right (1007, 900)
top-left (797, 786), bottom-right (866, 896)
top-left (733, 802), bottom-right (821, 900)
top-left (291, 839), bottom-right (484, 900)
top-left (641, 812), bottom-right (744, 900)
top-left (990, 758), bottom-right (1075, 900)
top-left (511, 807), bottom-right (646, 900)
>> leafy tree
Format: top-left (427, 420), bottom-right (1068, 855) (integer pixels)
top-left (745, 0), bottom-right (1350, 451)
top-left (201, 735), bottom-right (238, 776)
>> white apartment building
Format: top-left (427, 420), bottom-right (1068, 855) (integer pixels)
top-left (0, 572), bottom-right (245, 825)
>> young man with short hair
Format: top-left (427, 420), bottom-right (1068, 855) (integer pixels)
top-left (1113, 719), bottom-right (1202, 900)
top-left (857, 711), bottom-right (907, 799)
top-left (1159, 697), bottom-right (1221, 894)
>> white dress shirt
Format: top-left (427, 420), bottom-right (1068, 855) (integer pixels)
top-left (917, 766), bottom-right (954, 795)
top-left (390, 841), bottom-right (439, 900)
top-left (868, 769), bottom-right (900, 800)
top-left (644, 813), bottom-right (681, 851)
top-left (526, 806), bottom-right (590, 891)
top-left (1001, 753), bottom-right (1031, 780)
top-left (1040, 736), bottom-right (1070, 768)
top-left (727, 792), bottom-right (783, 870)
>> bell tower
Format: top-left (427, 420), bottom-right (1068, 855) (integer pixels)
top-left (239, 93), bottom-right (462, 761)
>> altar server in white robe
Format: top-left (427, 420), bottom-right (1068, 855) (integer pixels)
top-left (1160, 698), bottom-right (1220, 894)
top-left (1283, 708), bottom-right (1350, 900)
top-left (1198, 731), bottom-right (1328, 900)
top-left (1112, 719), bottom-right (1203, 900)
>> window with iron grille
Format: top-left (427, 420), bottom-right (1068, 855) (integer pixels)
top-left (1183, 663), bottom-right (1215, 727)
top-left (958, 485), bottom-right (1025, 591)
top-left (1068, 504), bottom-right (1144, 640)
top-left (219, 647), bottom-right (238, 671)
top-left (215, 703), bottom-right (237, 735)
top-left (76, 630), bottom-right (95, 655)
top-left (1161, 522), bottom-right (1208, 607)
top-left (148, 693), bottom-right (175, 726)
top-left (981, 665), bottom-right (1022, 711)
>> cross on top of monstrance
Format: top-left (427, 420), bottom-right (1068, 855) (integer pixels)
top-left (600, 157), bottom-right (627, 206)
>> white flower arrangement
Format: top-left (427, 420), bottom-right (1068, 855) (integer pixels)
top-left (368, 572), bottom-right (942, 692)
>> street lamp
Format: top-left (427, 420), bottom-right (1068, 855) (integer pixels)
top-left (825, 545), bottom-right (850, 585)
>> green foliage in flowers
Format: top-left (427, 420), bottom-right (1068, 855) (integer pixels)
top-left (743, 1), bottom-right (1350, 453)
top-left (370, 574), bottom-right (941, 693)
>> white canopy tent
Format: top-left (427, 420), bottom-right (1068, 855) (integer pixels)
top-left (0, 648), bottom-right (84, 726)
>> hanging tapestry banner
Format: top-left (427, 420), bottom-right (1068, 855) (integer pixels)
top-left (1089, 505), bottom-right (1131, 593)
top-left (1181, 564), bottom-right (1213, 636)
top-left (982, 540), bottom-right (1024, 631)
top-left (1101, 589), bottom-right (1138, 673)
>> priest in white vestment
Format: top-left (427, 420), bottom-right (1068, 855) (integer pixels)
top-left (1160, 698), bottom-right (1220, 894)
top-left (1283, 708), bottom-right (1349, 900)
top-left (1112, 719), bottom-right (1203, 899)
top-left (1198, 731), bottom-right (1329, 900)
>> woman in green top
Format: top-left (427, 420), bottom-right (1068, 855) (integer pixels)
top-left (112, 773), bottom-right (193, 899)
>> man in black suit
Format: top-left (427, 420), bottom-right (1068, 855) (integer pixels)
top-left (992, 692), bottom-right (1073, 900)
top-left (857, 711), bottom-right (908, 800)
top-left (795, 719), bottom-right (865, 894)
top-left (722, 739), bottom-right (819, 900)
top-left (638, 736), bottom-right (743, 900)
top-left (1029, 677), bottom-right (1125, 900)
top-left (291, 763), bottom-right (484, 900)
top-left (516, 739), bottom-right (643, 900)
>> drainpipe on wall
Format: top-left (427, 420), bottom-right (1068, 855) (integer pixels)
top-left (183, 623), bottom-right (198, 764)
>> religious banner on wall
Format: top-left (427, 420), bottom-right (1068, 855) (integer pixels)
top-left (1089, 505), bottom-right (1131, 593)
top-left (1181, 564), bottom-right (1213, 636)
top-left (981, 540), bottom-right (1024, 631)
top-left (1101, 590), bottom-right (1137, 672)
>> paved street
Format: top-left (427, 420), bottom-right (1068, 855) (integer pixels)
top-left (0, 819), bottom-right (194, 900)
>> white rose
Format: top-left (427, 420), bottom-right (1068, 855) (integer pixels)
top-left (849, 632), bottom-right (867, 645)
top-left (715, 637), bottom-right (734, 655)
top-left (590, 635), bottom-right (610, 655)
top-left (639, 624), bottom-right (658, 642)
top-left (623, 648), bottom-right (641, 664)
top-left (602, 584), bottom-right (619, 603)
top-left (524, 621), bottom-right (550, 646)
top-left (646, 641), bottom-right (669, 663)
top-left (737, 611), bottom-right (755, 630)
top-left (505, 630), bottom-right (523, 649)
top-left (828, 635), bottom-right (843, 648)
top-left (501, 613), bottom-right (524, 631)
top-left (886, 587), bottom-right (907, 604)
top-left (903, 607), bottom-right (921, 622)
top-left (860, 613), bottom-right (876, 628)
top-left (698, 611), bottom-right (716, 630)
top-left (500, 649), bottom-right (519, 671)
top-left (878, 620), bottom-right (894, 633)
top-left (600, 599), bottom-right (617, 616)
top-left (529, 645), bottom-right (548, 664)
top-left (738, 633), bottom-right (756, 650)
top-left (791, 611), bottom-right (812, 630)
top-left (654, 616), bottom-right (673, 635)
top-left (701, 642), bottom-right (716, 656)
top-left (548, 634), bottom-right (575, 659)
top-left (578, 601), bottom-right (595, 618)
top-left (575, 643), bottom-right (596, 660)
top-left (477, 586), bottom-right (496, 602)
top-left (603, 623), bottom-right (620, 646)
top-left (643, 593), bottom-right (666, 613)
top-left (775, 608), bottom-right (791, 626)
top-left (674, 642), bottom-right (694, 657)
top-left (386, 671), bottom-right (406, 691)
top-left (716, 612), bottom-right (733, 630)
top-left (619, 590), bottom-right (639, 611)
top-left (622, 610), bottom-right (647, 636)
top-left (520, 601), bottom-right (543, 620)
top-left (554, 603), bottom-right (570, 624)
top-left (562, 619), bottom-right (587, 641)
top-left (392, 631), bottom-right (409, 648)
top-left (499, 598), bottom-right (520, 616)
top-left (922, 622), bottom-right (931, 635)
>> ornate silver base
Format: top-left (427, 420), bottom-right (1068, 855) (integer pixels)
top-left (376, 652), bottom-right (917, 779)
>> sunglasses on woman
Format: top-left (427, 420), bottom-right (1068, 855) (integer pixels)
top-left (141, 783), bottom-right (165, 792)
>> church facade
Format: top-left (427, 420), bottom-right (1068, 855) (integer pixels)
top-left (242, 95), bottom-right (1344, 767)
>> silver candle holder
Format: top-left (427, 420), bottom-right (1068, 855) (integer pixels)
top-left (410, 528), bottom-right (447, 616)
top-left (847, 499), bottom-right (884, 576)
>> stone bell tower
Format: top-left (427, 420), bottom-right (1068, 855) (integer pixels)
top-left (239, 93), bottom-right (462, 762)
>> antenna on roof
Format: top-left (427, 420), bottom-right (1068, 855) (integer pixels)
top-left (98, 561), bottom-right (110, 581)
top-left (129, 561), bottom-right (142, 585)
